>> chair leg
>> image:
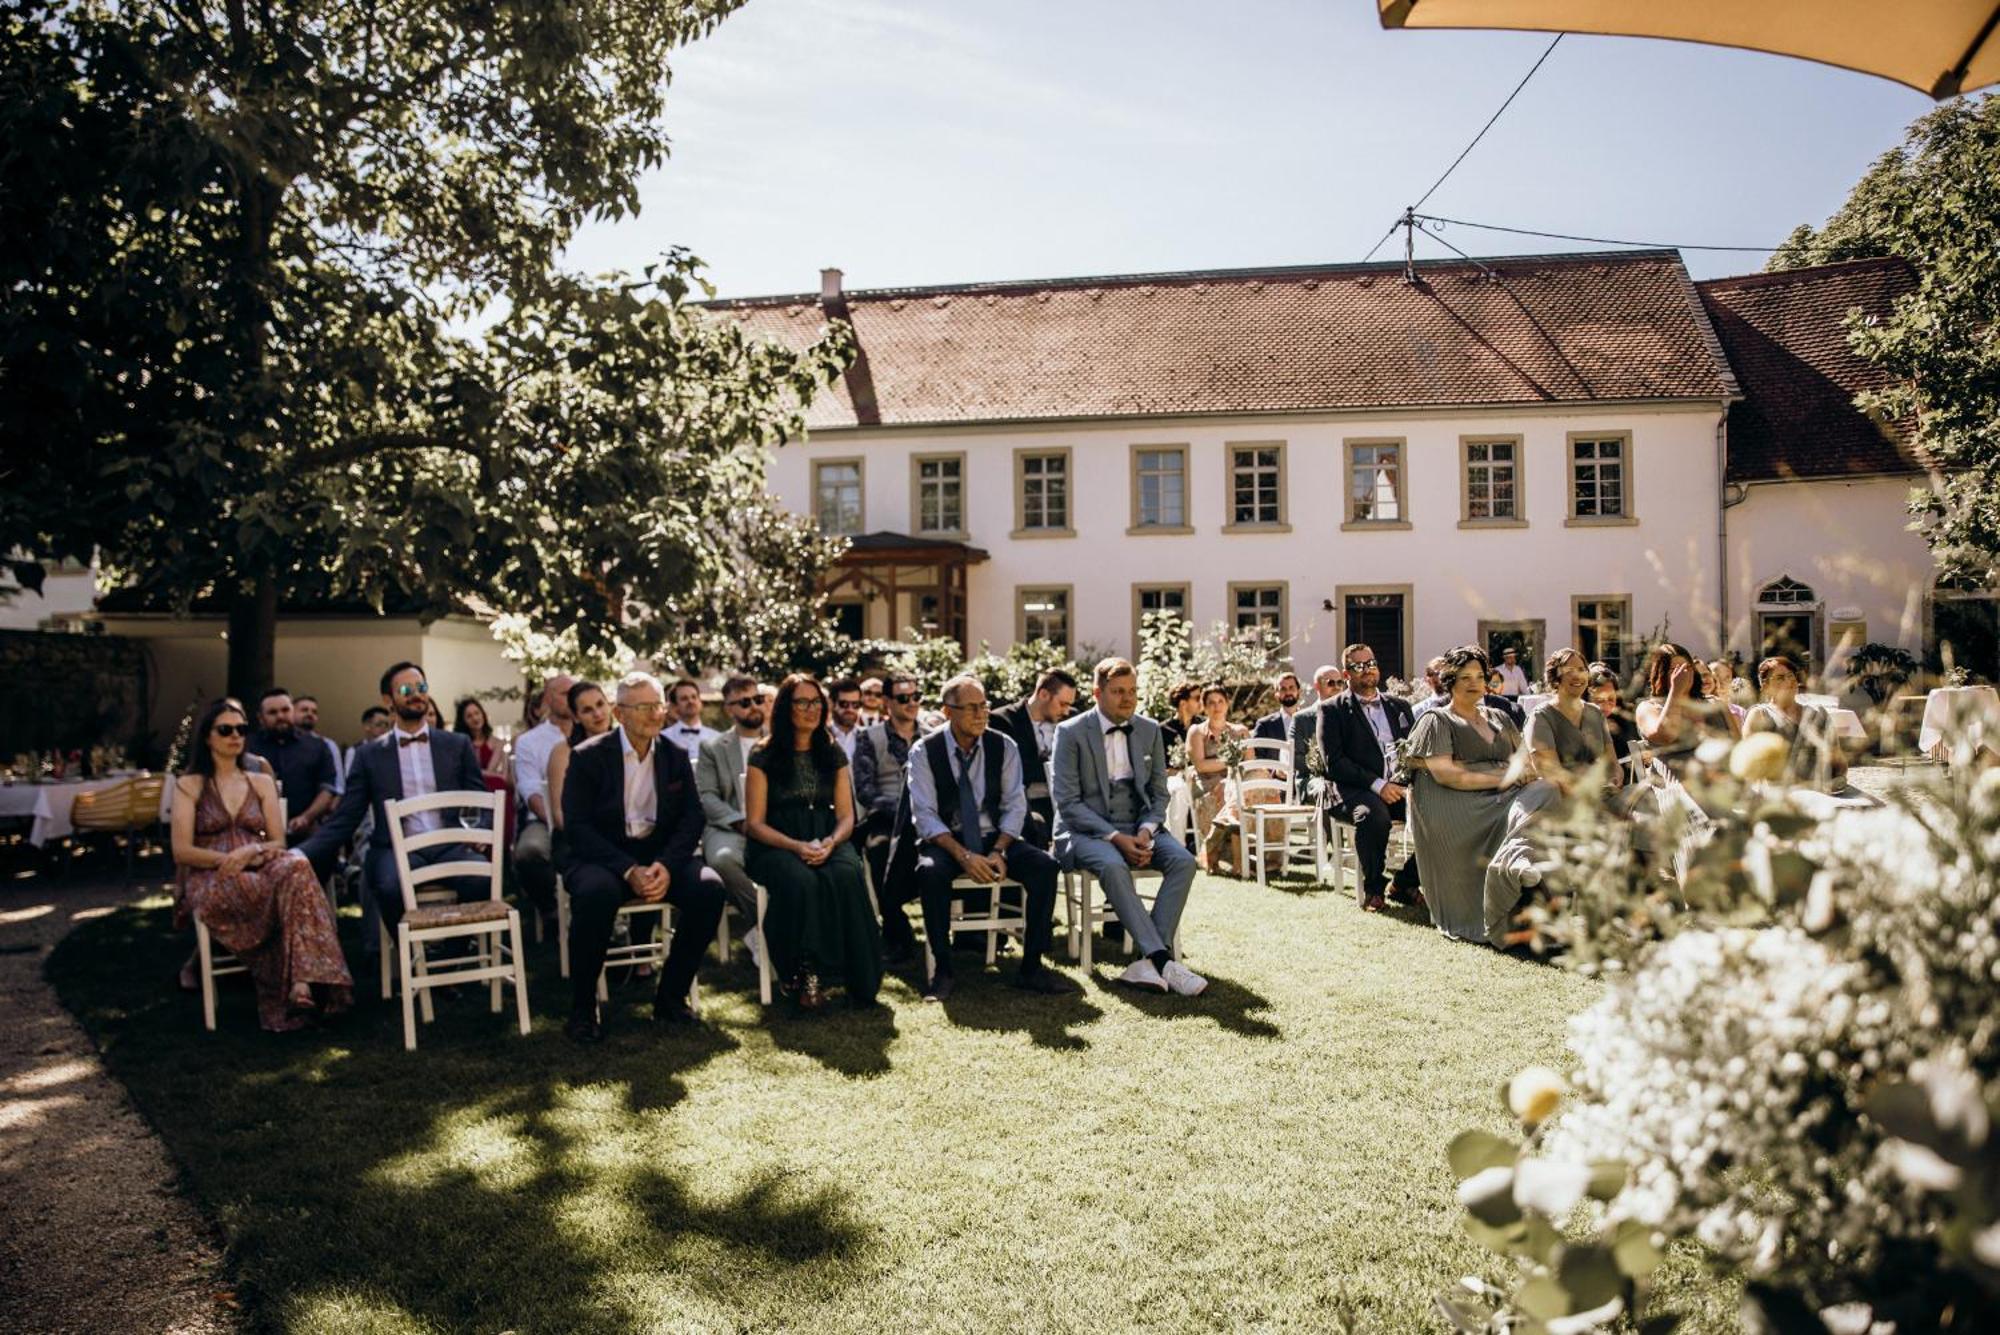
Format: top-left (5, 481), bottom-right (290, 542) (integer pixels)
top-left (557, 886), bottom-right (572, 979)
top-left (1080, 874), bottom-right (1095, 972)
top-left (415, 944), bottom-right (435, 1024)
top-left (398, 926), bottom-right (418, 1051)
top-left (488, 932), bottom-right (503, 1014)
top-left (196, 922), bottom-right (218, 1032)
top-left (714, 906), bottom-right (731, 964)
top-left (509, 913), bottom-right (532, 1036)
top-left (756, 886), bottom-right (772, 1006)
top-left (379, 921), bottom-right (393, 1000)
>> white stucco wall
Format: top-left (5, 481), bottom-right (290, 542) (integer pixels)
top-left (93, 614), bottom-right (521, 748)
top-left (768, 403), bottom-right (1728, 673)
top-left (1725, 474), bottom-right (1937, 666)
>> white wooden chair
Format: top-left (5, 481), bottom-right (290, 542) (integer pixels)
top-left (1062, 865), bottom-right (1181, 970)
top-left (555, 873), bottom-right (697, 1008)
top-left (383, 789), bottom-right (529, 1051)
top-left (1318, 801), bottom-right (1414, 904)
top-left (1235, 770), bottom-right (1317, 885)
top-left (193, 794), bottom-right (283, 1031)
top-left (922, 876), bottom-right (1029, 978)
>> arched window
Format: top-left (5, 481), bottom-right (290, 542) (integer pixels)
top-left (1757, 576), bottom-right (1817, 606)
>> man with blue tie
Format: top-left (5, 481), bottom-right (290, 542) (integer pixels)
top-left (1050, 657), bottom-right (1206, 997)
top-left (901, 675), bottom-right (1076, 1002)
top-left (298, 662), bottom-right (492, 944)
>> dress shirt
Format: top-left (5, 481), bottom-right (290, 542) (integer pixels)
top-left (831, 722), bottom-right (861, 761)
top-left (392, 725), bottom-right (443, 835)
top-left (1356, 694), bottom-right (1397, 792)
top-left (618, 727), bottom-right (658, 840)
top-left (667, 721), bottom-right (717, 765)
top-left (1497, 663), bottom-right (1530, 696)
top-left (906, 733), bottom-right (1026, 844)
top-left (1100, 712), bottom-right (1136, 783)
top-left (511, 720), bottom-right (564, 817)
top-left (1032, 716), bottom-right (1056, 764)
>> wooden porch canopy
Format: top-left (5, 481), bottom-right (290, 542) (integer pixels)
top-left (822, 531), bottom-right (990, 651)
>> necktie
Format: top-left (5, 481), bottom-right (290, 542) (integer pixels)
top-left (957, 746), bottom-right (984, 852)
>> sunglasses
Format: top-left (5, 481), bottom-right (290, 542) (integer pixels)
top-left (394, 681), bottom-right (430, 697)
top-left (890, 691), bottom-right (920, 704)
top-left (725, 697), bottom-right (762, 709)
top-left (211, 723), bottom-right (252, 738)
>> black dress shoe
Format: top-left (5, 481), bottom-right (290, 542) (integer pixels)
top-left (654, 999), bottom-right (700, 1027)
top-left (1010, 966), bottom-right (1081, 995)
top-left (921, 971), bottom-right (955, 1003)
top-left (564, 1008), bottom-right (604, 1044)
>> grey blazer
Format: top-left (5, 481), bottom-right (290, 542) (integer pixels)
top-left (695, 731), bottom-right (751, 831)
top-left (1050, 706), bottom-right (1171, 849)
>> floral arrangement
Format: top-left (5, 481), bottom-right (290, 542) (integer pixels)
top-left (1435, 742), bottom-right (2000, 1332)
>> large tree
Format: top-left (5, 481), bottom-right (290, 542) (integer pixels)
top-left (0, 0), bottom-right (852, 700)
top-left (1768, 95), bottom-right (2000, 586)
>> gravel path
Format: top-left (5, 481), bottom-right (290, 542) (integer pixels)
top-left (0, 870), bottom-right (233, 1335)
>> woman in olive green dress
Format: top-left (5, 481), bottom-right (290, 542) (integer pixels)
top-left (744, 673), bottom-right (882, 1010)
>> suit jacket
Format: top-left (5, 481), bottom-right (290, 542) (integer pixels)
top-left (1050, 707), bottom-right (1171, 851)
top-left (299, 728), bottom-right (487, 875)
top-left (1290, 699), bottom-right (1325, 772)
top-left (1317, 691), bottom-right (1416, 794)
top-left (987, 697), bottom-right (1055, 843)
top-left (560, 729), bottom-right (703, 879)
top-left (695, 730), bottom-right (752, 832)
top-left (1252, 709), bottom-right (1298, 744)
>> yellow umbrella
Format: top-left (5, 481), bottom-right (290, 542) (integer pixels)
top-left (1378, 1), bottom-right (2000, 99)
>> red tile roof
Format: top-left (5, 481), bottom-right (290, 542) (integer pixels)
top-left (720, 251), bottom-right (1738, 430)
top-left (1696, 258), bottom-right (1921, 483)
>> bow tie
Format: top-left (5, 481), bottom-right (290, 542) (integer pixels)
top-left (398, 734), bottom-right (426, 747)
top-left (677, 726), bottom-right (700, 735)
top-left (1106, 723), bottom-right (1132, 736)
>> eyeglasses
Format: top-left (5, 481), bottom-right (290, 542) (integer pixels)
top-left (394, 681), bottom-right (430, 697)
top-left (791, 697), bottom-right (825, 712)
top-left (890, 691), bottom-right (920, 704)
top-left (618, 702), bottom-right (668, 716)
top-left (211, 723), bottom-right (252, 738)
top-left (944, 700), bottom-right (990, 714)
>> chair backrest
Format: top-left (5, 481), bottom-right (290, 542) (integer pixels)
top-left (128, 774), bottom-right (168, 825)
top-left (383, 789), bottom-right (508, 912)
top-left (1236, 773), bottom-right (1291, 810)
top-left (1240, 738), bottom-right (1290, 768)
top-left (70, 779), bottom-right (137, 832)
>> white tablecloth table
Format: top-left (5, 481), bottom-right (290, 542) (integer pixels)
top-left (1797, 694), bottom-right (1867, 741)
top-left (1918, 686), bottom-right (2000, 757)
top-left (0, 775), bottom-right (173, 847)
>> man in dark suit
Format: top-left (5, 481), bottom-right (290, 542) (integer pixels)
top-left (1251, 670), bottom-right (1304, 745)
top-left (1316, 643), bottom-right (1422, 912)
top-left (559, 671), bottom-right (725, 1042)
top-left (894, 674), bottom-right (1078, 1002)
top-left (985, 668), bottom-right (1078, 851)
top-left (1289, 664), bottom-right (1345, 775)
top-left (299, 661), bottom-right (493, 949)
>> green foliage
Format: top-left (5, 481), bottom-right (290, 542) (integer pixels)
top-left (1841, 642), bottom-right (1919, 704)
top-left (0, 0), bottom-right (853, 693)
top-left (1135, 611), bottom-right (1287, 720)
top-left (962, 639), bottom-right (1083, 706)
top-left (1770, 96), bottom-right (2000, 587)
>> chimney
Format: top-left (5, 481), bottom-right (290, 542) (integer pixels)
top-left (820, 267), bottom-right (844, 305)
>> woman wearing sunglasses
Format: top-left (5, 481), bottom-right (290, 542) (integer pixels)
top-left (743, 673), bottom-right (882, 1011)
top-left (172, 698), bottom-right (353, 1030)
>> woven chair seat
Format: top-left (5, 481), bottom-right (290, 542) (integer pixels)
top-left (406, 900), bottom-right (512, 930)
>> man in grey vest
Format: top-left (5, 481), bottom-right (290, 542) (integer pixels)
top-left (694, 674), bottom-right (769, 973)
top-left (852, 670), bottom-right (923, 963)
top-left (902, 674), bottom-right (1076, 1002)
top-left (1051, 657), bottom-right (1206, 996)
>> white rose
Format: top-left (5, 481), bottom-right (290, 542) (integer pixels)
top-left (1509, 1065), bottom-right (1566, 1125)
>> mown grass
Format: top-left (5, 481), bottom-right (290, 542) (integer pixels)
top-left (49, 868), bottom-right (1736, 1333)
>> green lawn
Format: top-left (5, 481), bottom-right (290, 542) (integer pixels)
top-left (50, 870), bottom-right (1733, 1333)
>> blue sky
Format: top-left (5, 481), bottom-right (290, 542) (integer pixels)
top-left (564, 0), bottom-right (1934, 297)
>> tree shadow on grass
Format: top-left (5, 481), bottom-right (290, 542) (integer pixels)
top-left (1087, 968), bottom-right (1282, 1039)
top-left (45, 898), bottom-right (878, 1334)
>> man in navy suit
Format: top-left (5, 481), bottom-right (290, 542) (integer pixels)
top-left (299, 661), bottom-right (492, 946)
top-left (1315, 643), bottom-right (1422, 912)
top-left (1251, 670), bottom-right (1304, 745)
top-left (559, 671), bottom-right (724, 1042)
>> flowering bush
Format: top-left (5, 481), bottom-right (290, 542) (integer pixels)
top-left (1436, 754), bottom-right (2000, 1332)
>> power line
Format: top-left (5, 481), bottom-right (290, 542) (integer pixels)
top-left (1415, 212), bottom-right (1778, 254)
top-left (1361, 33), bottom-right (1565, 263)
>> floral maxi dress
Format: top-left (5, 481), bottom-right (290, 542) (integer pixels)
top-left (175, 781), bottom-right (353, 1030)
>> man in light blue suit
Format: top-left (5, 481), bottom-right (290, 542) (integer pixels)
top-left (1050, 657), bottom-right (1206, 996)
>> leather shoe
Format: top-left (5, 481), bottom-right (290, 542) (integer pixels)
top-left (1362, 893), bottom-right (1386, 913)
top-left (921, 971), bottom-right (955, 1003)
top-left (654, 999), bottom-right (700, 1027)
top-left (1010, 966), bottom-right (1080, 995)
top-left (564, 1007), bottom-right (604, 1044)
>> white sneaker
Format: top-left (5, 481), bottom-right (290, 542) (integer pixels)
top-left (1117, 958), bottom-right (1169, 992)
top-left (1160, 960), bottom-right (1209, 997)
top-left (744, 926), bottom-right (768, 974)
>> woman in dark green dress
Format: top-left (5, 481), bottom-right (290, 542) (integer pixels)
top-left (744, 673), bottom-right (882, 1011)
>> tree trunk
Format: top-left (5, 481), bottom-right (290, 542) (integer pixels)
top-left (226, 572), bottom-right (278, 704)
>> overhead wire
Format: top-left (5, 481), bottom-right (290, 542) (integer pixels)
top-left (1360, 32), bottom-right (1565, 263)
top-left (1414, 213), bottom-right (1778, 253)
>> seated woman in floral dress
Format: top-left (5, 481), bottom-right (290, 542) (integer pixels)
top-left (173, 698), bottom-right (352, 1031)
top-left (1184, 683), bottom-right (1248, 871)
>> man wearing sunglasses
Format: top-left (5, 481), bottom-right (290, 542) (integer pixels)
top-left (695, 674), bottom-right (771, 973)
top-left (300, 662), bottom-right (494, 958)
top-left (1316, 643), bottom-right (1422, 913)
top-left (852, 672), bottom-right (924, 963)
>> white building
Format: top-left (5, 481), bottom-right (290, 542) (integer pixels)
top-left (727, 249), bottom-right (1952, 683)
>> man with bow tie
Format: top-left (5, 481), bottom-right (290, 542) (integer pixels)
top-left (1050, 657), bottom-right (1205, 997)
top-left (299, 662), bottom-right (493, 946)
top-left (664, 678), bottom-right (719, 765)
